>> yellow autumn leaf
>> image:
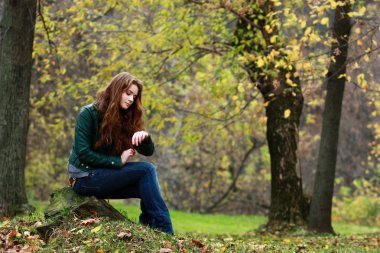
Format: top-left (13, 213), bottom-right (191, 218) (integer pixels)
top-left (264, 25), bottom-right (273, 34)
top-left (356, 73), bottom-right (365, 84)
top-left (270, 50), bottom-right (280, 58)
top-left (358, 6), bottom-right (366, 16)
top-left (321, 17), bottom-right (329, 26)
top-left (257, 57), bottom-right (265, 68)
top-left (300, 20), bottom-right (306, 29)
top-left (284, 109), bottom-right (291, 119)
top-left (286, 79), bottom-right (297, 87)
top-left (338, 74), bottom-right (346, 79)
top-left (270, 35), bottom-right (277, 44)
top-left (91, 225), bottom-right (102, 233)
top-left (330, 0), bottom-right (337, 9)
top-left (304, 27), bottom-right (312, 36)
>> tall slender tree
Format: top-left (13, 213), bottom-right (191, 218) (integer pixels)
top-left (308, 0), bottom-right (353, 233)
top-left (0, 0), bottom-right (37, 217)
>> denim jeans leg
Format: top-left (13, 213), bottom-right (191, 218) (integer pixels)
top-left (136, 163), bottom-right (173, 234)
top-left (137, 200), bottom-right (151, 226)
top-left (73, 162), bottom-right (173, 234)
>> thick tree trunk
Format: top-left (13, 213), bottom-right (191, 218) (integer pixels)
top-left (0, 0), bottom-right (37, 217)
top-left (234, 0), bottom-right (309, 228)
top-left (264, 81), bottom-right (308, 227)
top-left (308, 0), bottom-right (352, 233)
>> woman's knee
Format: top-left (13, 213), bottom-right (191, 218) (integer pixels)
top-left (142, 162), bottom-right (156, 175)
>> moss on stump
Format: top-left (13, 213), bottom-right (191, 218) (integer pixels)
top-left (37, 187), bottom-right (127, 240)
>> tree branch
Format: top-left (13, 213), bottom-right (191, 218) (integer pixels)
top-left (37, 0), bottom-right (56, 54)
top-left (204, 142), bottom-right (257, 213)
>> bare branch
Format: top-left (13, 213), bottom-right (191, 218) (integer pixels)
top-left (350, 81), bottom-right (380, 93)
top-left (37, 0), bottom-right (56, 54)
top-left (204, 142), bottom-right (257, 213)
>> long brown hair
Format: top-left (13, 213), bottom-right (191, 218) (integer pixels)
top-left (94, 72), bottom-right (145, 154)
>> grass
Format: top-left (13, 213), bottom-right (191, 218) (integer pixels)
top-left (1, 201), bottom-right (380, 252)
top-left (112, 201), bottom-right (266, 235)
top-left (1, 213), bottom-right (379, 253)
top-left (111, 201), bottom-right (380, 236)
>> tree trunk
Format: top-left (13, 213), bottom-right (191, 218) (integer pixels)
top-left (264, 79), bottom-right (308, 227)
top-left (0, 0), bottom-right (37, 217)
top-left (308, 0), bottom-right (352, 233)
top-left (234, 0), bottom-right (309, 228)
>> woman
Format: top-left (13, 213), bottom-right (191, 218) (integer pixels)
top-left (67, 72), bottom-right (173, 234)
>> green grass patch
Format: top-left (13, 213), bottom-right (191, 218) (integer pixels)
top-left (111, 201), bottom-right (380, 236)
top-left (26, 200), bottom-right (380, 236)
top-left (112, 201), bottom-right (265, 235)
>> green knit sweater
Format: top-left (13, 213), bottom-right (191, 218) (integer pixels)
top-left (68, 104), bottom-right (154, 172)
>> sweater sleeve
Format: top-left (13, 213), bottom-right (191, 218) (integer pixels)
top-left (134, 135), bottom-right (155, 156)
top-left (74, 108), bottom-right (123, 168)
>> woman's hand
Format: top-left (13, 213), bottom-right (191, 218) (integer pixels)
top-left (132, 131), bottom-right (149, 146)
top-left (121, 148), bottom-right (136, 164)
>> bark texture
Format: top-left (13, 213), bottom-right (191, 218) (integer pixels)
top-left (308, 0), bottom-right (352, 233)
top-left (234, 0), bottom-right (309, 228)
top-left (0, 0), bottom-right (37, 217)
top-left (265, 80), bottom-right (308, 226)
top-left (37, 187), bottom-right (127, 240)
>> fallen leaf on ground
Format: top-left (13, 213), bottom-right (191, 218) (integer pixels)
top-left (81, 218), bottom-right (100, 225)
top-left (191, 239), bottom-right (205, 248)
top-left (159, 248), bottom-right (172, 253)
top-left (164, 240), bottom-right (173, 249)
top-left (7, 230), bottom-right (17, 238)
top-left (117, 231), bottom-right (132, 239)
top-left (26, 235), bottom-right (40, 242)
top-left (32, 221), bottom-right (42, 228)
top-left (91, 225), bottom-right (102, 233)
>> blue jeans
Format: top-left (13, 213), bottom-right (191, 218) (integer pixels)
top-left (73, 162), bottom-right (174, 234)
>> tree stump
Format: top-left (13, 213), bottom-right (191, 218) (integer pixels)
top-left (37, 187), bottom-right (127, 240)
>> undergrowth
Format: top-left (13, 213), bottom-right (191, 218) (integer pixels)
top-left (1, 213), bottom-right (380, 252)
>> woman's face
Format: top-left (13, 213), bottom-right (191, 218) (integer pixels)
top-left (120, 84), bottom-right (139, 110)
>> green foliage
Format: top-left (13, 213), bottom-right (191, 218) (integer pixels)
top-left (333, 178), bottom-right (380, 226)
top-left (27, 0), bottom-right (380, 218)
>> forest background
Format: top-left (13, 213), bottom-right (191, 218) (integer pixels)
top-left (22, 0), bottom-right (380, 228)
